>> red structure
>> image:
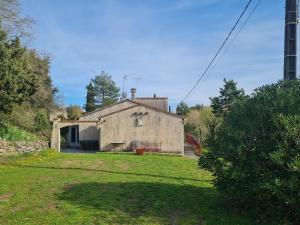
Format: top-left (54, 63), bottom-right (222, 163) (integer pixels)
top-left (185, 134), bottom-right (202, 156)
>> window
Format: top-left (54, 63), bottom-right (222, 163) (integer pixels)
top-left (136, 117), bottom-right (144, 127)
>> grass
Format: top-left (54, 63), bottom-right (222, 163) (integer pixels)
top-left (0, 122), bottom-right (38, 142)
top-left (0, 150), bottom-right (263, 225)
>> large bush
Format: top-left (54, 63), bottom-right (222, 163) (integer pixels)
top-left (199, 80), bottom-right (300, 223)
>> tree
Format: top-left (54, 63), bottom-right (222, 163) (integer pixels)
top-left (200, 80), bottom-right (300, 223)
top-left (26, 50), bottom-right (57, 112)
top-left (91, 71), bottom-right (120, 108)
top-left (85, 82), bottom-right (96, 112)
top-left (190, 104), bottom-right (203, 110)
top-left (0, 0), bottom-right (33, 40)
top-left (210, 79), bottom-right (245, 118)
top-left (66, 105), bottom-right (83, 120)
top-left (0, 30), bottom-right (38, 112)
top-left (34, 110), bottom-right (49, 132)
top-left (176, 101), bottom-right (190, 116)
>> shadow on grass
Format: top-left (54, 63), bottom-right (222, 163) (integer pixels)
top-left (57, 182), bottom-right (253, 225)
top-left (7, 164), bottom-right (210, 182)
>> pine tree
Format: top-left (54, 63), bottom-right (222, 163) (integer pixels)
top-left (85, 82), bottom-right (96, 112)
top-left (176, 101), bottom-right (190, 116)
top-left (210, 79), bottom-right (245, 118)
top-left (92, 71), bottom-right (120, 108)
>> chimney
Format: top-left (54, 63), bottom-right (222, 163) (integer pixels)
top-left (131, 88), bottom-right (136, 100)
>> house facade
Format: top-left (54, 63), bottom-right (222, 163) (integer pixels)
top-left (51, 89), bottom-right (184, 154)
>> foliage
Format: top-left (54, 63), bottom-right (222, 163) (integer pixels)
top-left (9, 104), bottom-right (36, 131)
top-left (190, 104), bottom-right (203, 110)
top-left (90, 71), bottom-right (120, 108)
top-left (85, 82), bottom-right (96, 112)
top-left (66, 105), bottom-right (83, 120)
top-left (0, 152), bottom-right (262, 225)
top-left (26, 50), bottom-right (57, 112)
top-left (0, 121), bottom-right (37, 141)
top-left (210, 79), bottom-right (245, 118)
top-left (0, 32), bottom-right (38, 112)
top-left (185, 107), bottom-right (215, 146)
top-left (199, 80), bottom-right (300, 223)
top-left (176, 101), bottom-right (190, 116)
top-left (34, 110), bottom-right (49, 132)
top-left (0, 26), bottom-right (56, 139)
top-left (205, 115), bottom-right (222, 143)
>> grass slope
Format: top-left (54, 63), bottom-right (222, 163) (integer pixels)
top-left (0, 122), bottom-right (38, 142)
top-left (0, 151), bottom-right (261, 225)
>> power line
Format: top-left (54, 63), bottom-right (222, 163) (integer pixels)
top-left (181, 0), bottom-right (254, 102)
top-left (188, 0), bottom-right (263, 97)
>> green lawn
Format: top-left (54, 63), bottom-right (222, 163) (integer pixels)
top-left (0, 150), bottom-right (260, 225)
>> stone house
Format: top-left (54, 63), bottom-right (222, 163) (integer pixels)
top-left (51, 89), bottom-right (184, 154)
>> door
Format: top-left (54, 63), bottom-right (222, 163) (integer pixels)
top-left (71, 127), bottom-right (76, 143)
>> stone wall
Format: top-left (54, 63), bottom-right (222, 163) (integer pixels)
top-left (0, 140), bottom-right (49, 154)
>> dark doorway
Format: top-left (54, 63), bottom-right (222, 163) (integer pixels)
top-left (71, 127), bottom-right (76, 143)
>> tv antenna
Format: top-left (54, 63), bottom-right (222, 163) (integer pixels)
top-left (122, 74), bottom-right (141, 95)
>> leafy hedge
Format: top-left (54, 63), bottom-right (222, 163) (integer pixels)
top-left (0, 121), bottom-right (38, 141)
top-left (199, 80), bottom-right (300, 223)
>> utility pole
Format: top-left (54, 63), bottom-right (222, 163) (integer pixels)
top-left (284, 0), bottom-right (298, 80)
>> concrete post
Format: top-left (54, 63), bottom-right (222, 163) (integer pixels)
top-left (284, 0), bottom-right (298, 80)
top-left (51, 118), bottom-right (61, 152)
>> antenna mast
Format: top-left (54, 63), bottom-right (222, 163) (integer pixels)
top-left (122, 75), bottom-right (141, 100)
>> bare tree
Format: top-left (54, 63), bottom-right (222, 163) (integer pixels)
top-left (0, 0), bottom-right (33, 39)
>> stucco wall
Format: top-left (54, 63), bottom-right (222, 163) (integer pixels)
top-left (80, 101), bottom-right (136, 121)
top-left (99, 105), bottom-right (184, 154)
top-left (79, 124), bottom-right (99, 141)
top-left (134, 98), bottom-right (168, 112)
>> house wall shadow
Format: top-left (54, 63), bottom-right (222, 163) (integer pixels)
top-left (56, 182), bottom-right (242, 225)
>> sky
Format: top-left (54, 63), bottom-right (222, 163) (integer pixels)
top-left (21, 0), bottom-right (290, 110)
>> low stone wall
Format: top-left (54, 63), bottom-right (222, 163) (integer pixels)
top-left (0, 140), bottom-right (49, 154)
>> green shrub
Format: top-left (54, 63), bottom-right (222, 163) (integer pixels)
top-left (9, 104), bottom-right (36, 131)
top-left (0, 121), bottom-right (38, 141)
top-left (34, 110), bottom-right (50, 132)
top-left (2, 104), bottom-right (51, 139)
top-left (199, 80), bottom-right (300, 223)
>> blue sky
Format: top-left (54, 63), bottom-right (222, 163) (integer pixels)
top-left (21, 0), bottom-right (289, 110)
